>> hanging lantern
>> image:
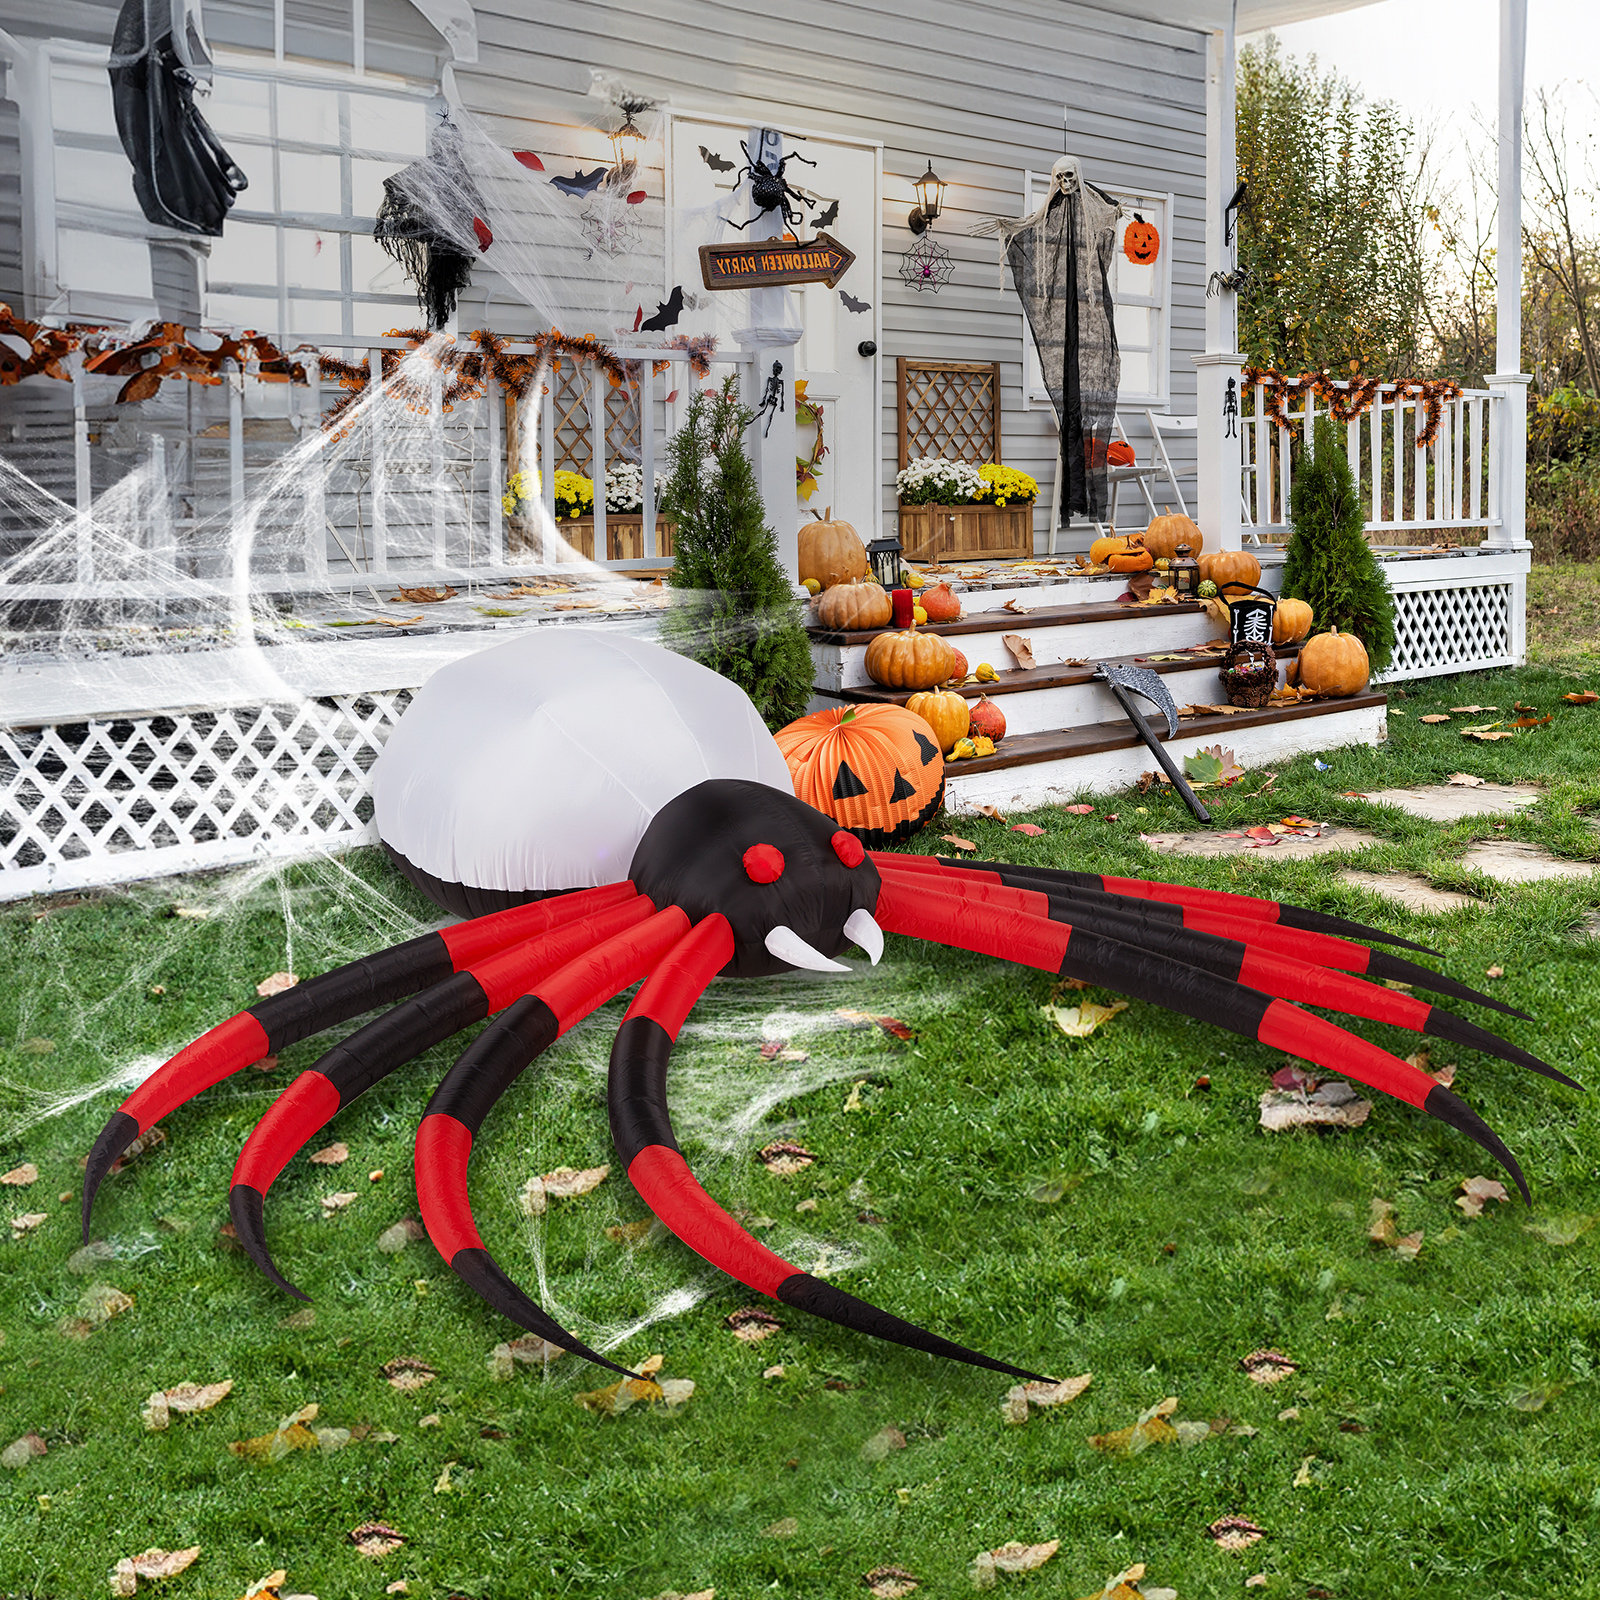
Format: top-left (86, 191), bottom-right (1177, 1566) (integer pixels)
top-left (908, 160), bottom-right (946, 234)
top-left (609, 109), bottom-right (647, 177)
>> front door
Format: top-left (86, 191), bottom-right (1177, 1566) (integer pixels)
top-left (666, 115), bottom-right (882, 539)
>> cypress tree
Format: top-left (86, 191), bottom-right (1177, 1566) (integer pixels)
top-left (660, 374), bottom-right (815, 729)
top-left (1280, 415), bottom-right (1395, 671)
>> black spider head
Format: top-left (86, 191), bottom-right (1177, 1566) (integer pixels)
top-left (628, 778), bottom-right (882, 978)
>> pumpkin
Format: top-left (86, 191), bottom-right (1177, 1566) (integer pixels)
top-left (774, 704), bottom-right (945, 845)
top-left (946, 646), bottom-right (969, 681)
top-left (1199, 549), bottom-right (1262, 595)
top-left (1297, 627), bottom-right (1370, 696)
top-left (1272, 596), bottom-right (1314, 647)
top-left (906, 688), bottom-right (971, 753)
top-left (1141, 512), bottom-right (1205, 562)
top-left (798, 505), bottom-right (869, 591)
top-left (967, 694), bottom-right (1006, 743)
top-left (814, 580), bottom-right (892, 633)
top-left (1123, 212), bottom-right (1160, 265)
top-left (864, 629), bottom-right (959, 691)
top-left (920, 582), bottom-right (962, 623)
top-left (1107, 440), bottom-right (1137, 467)
top-left (1090, 534), bottom-right (1134, 567)
top-left (1108, 537), bottom-right (1154, 573)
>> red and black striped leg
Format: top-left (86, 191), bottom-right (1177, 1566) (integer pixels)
top-left (872, 864), bottom-right (1577, 1091)
top-left (82, 881), bottom-right (640, 1238)
top-left (609, 914), bottom-right (1052, 1383)
top-left (872, 877), bottom-right (1530, 1202)
top-left (874, 851), bottom-right (1443, 955)
top-left (876, 856), bottom-right (1527, 1020)
top-left (228, 894), bottom-right (658, 1299)
top-left (415, 906), bottom-right (692, 1375)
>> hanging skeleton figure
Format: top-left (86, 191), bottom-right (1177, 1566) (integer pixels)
top-left (108, 0), bottom-right (247, 236)
top-left (978, 155), bottom-right (1120, 524)
top-left (80, 635), bottom-right (1572, 1383)
top-left (374, 116), bottom-right (492, 330)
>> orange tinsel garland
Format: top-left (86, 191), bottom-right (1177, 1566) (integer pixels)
top-left (1242, 366), bottom-right (1462, 450)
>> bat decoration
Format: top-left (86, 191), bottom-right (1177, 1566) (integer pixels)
top-left (512, 151), bottom-right (544, 172)
top-left (550, 166), bottom-right (608, 196)
top-left (814, 198), bottom-right (841, 229)
top-left (839, 290), bottom-right (871, 314)
top-left (472, 216), bottom-right (493, 252)
top-left (639, 286), bottom-right (685, 333)
top-left (699, 145), bottom-right (735, 173)
top-left (632, 305), bottom-right (644, 333)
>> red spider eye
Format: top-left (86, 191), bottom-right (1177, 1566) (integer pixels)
top-left (743, 843), bottom-right (785, 883)
top-left (831, 830), bottom-right (865, 868)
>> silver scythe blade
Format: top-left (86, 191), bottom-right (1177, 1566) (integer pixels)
top-left (1093, 661), bottom-right (1181, 737)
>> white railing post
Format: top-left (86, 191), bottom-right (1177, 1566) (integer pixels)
top-left (1484, 375), bottom-right (1530, 547)
top-left (640, 361), bottom-right (658, 560)
top-left (487, 374), bottom-right (504, 567)
top-left (368, 348), bottom-right (388, 574)
top-left (303, 355), bottom-right (328, 578)
top-left (589, 364), bottom-right (608, 563)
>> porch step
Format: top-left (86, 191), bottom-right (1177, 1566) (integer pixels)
top-left (936, 692), bottom-right (1388, 815)
top-left (809, 598), bottom-right (1219, 693)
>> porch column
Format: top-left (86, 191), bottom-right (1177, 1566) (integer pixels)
top-left (1486, 0), bottom-right (1531, 550)
top-left (1194, 16), bottom-right (1244, 553)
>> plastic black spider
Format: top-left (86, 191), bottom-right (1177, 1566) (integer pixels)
top-left (726, 140), bottom-right (816, 231)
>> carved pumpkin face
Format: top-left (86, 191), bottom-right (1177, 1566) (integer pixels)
top-left (774, 705), bottom-right (945, 845)
top-left (1123, 214), bottom-right (1160, 265)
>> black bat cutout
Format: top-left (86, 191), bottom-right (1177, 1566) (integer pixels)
top-left (550, 166), bottom-right (608, 196)
top-left (699, 145), bottom-right (734, 173)
top-left (814, 198), bottom-right (841, 229)
top-left (639, 286), bottom-right (685, 332)
top-left (840, 290), bottom-right (871, 314)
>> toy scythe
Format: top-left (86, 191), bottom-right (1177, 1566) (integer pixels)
top-left (1093, 661), bottom-right (1210, 821)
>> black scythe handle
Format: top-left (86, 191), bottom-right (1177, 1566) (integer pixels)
top-left (1104, 679), bottom-right (1212, 823)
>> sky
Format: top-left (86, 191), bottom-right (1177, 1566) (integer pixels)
top-left (1247, 0), bottom-right (1599, 227)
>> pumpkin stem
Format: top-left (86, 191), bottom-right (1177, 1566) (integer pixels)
top-left (839, 708), bottom-right (856, 724)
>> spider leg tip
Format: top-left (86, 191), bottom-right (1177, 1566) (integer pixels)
top-left (1423, 1083), bottom-right (1531, 1206)
top-left (229, 1183), bottom-right (310, 1301)
top-left (82, 1110), bottom-right (140, 1242)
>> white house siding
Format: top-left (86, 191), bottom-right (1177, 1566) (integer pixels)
top-left (452, 0), bottom-right (1208, 552)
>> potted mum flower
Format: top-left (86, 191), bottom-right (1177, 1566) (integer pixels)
top-left (896, 455), bottom-right (1038, 560)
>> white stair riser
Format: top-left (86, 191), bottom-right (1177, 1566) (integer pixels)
top-left (940, 703), bottom-right (1388, 814)
top-left (814, 610), bottom-right (1220, 692)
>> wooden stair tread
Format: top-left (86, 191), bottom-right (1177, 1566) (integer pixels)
top-left (942, 691), bottom-right (1387, 774)
top-left (839, 644), bottom-right (1302, 703)
top-left (806, 597), bottom-right (1205, 646)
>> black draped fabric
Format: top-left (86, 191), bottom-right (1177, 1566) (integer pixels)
top-left (108, 0), bottom-right (246, 237)
top-left (1005, 181), bottom-right (1120, 521)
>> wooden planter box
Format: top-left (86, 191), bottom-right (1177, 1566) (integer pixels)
top-left (897, 502), bottom-right (1034, 562)
top-left (508, 515), bottom-right (676, 563)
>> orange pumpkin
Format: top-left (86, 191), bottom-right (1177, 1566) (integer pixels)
top-left (1123, 213), bottom-right (1160, 265)
top-left (1200, 549), bottom-right (1262, 595)
top-left (1108, 537), bottom-right (1154, 573)
top-left (1272, 596), bottom-right (1314, 647)
top-left (1089, 534), bottom-right (1134, 568)
top-left (864, 629), bottom-right (958, 691)
top-left (1141, 512), bottom-right (1205, 562)
top-left (798, 506), bottom-right (870, 591)
top-left (967, 694), bottom-right (1006, 743)
top-left (946, 645), bottom-right (969, 682)
top-left (906, 688), bottom-right (970, 753)
top-left (814, 580), bottom-right (892, 632)
top-left (919, 582), bottom-right (962, 623)
top-left (1297, 627), bottom-right (1370, 696)
top-left (774, 705), bottom-right (944, 844)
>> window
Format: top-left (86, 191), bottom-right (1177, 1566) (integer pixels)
top-left (1020, 177), bottom-right (1174, 412)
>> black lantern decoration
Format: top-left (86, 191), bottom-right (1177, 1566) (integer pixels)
top-left (908, 159), bottom-right (946, 234)
top-left (1169, 542), bottom-right (1201, 597)
top-left (1226, 585), bottom-right (1277, 649)
top-left (867, 532), bottom-right (905, 591)
top-left (609, 107), bottom-right (647, 178)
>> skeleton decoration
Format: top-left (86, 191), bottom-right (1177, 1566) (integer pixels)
top-left (108, 0), bottom-right (247, 236)
top-left (81, 633), bottom-right (1569, 1383)
top-left (977, 155), bottom-right (1120, 521)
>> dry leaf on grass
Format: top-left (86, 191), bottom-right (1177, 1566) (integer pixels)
top-left (1485, 964), bottom-right (1504, 979)
top-left (1, 1433), bottom-right (47, 1469)
top-left (940, 832), bottom-right (978, 852)
top-left (1002, 1373), bottom-right (1092, 1424)
top-left (229, 1403), bottom-right (320, 1461)
top-left (1206, 1516), bottom-right (1267, 1552)
top-left (1062, 803), bottom-right (1095, 815)
top-left (1239, 1348), bottom-right (1298, 1384)
top-left (1564, 690), bottom-right (1598, 704)
top-left (725, 1307), bottom-right (781, 1343)
top-left (376, 1218), bottom-right (425, 1254)
top-left (758, 1140), bottom-right (816, 1176)
top-left (1075, 1566), bottom-right (1176, 1600)
top-left (1420, 714), bottom-right (1452, 724)
top-left (1, 1163), bottom-right (38, 1186)
top-left (519, 1163), bottom-right (609, 1215)
top-left (393, 585), bottom-right (456, 603)
top-left (1457, 1176), bottom-right (1510, 1218)
top-left (976, 803), bottom-right (1008, 823)
top-left (576, 1354), bottom-right (694, 1417)
top-left (1259, 1075), bottom-right (1372, 1132)
top-left (604, 1218), bottom-right (655, 1246)
top-left (762, 1517), bottom-right (800, 1539)
top-left (320, 1190), bottom-right (359, 1213)
top-left (142, 1379), bottom-right (233, 1431)
top-left (835, 1007), bottom-right (919, 1040)
top-left (1011, 823), bottom-right (1046, 836)
top-left (861, 1425), bottom-right (908, 1461)
top-left (309, 1142), bottom-right (348, 1166)
top-left (1040, 1000), bottom-right (1127, 1038)
top-left (865, 1566), bottom-right (919, 1599)
top-left (254, 971), bottom-right (298, 998)
top-left (109, 1547), bottom-right (202, 1595)
top-left (1001, 633), bottom-right (1036, 670)
top-left (970, 1539), bottom-right (1059, 1589)
top-left (349, 1523), bottom-right (406, 1559)
top-left (381, 1356), bottom-right (437, 1391)
top-left (1368, 1198), bottom-right (1424, 1259)
top-left (1089, 1396), bottom-right (1180, 1455)
top-left (11, 1212), bottom-right (48, 1236)
top-left (487, 1333), bottom-right (566, 1380)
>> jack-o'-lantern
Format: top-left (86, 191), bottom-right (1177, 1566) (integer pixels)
top-left (1108, 537), bottom-right (1154, 573)
top-left (1123, 213), bottom-right (1160, 265)
top-left (774, 705), bottom-right (945, 844)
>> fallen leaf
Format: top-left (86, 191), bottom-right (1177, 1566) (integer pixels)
top-left (1001, 633), bottom-right (1036, 670)
top-left (1259, 1076), bottom-right (1372, 1131)
top-left (834, 1009), bottom-right (916, 1040)
top-left (1089, 1395), bottom-right (1180, 1455)
top-left (1183, 744), bottom-right (1244, 785)
top-left (75, 1282), bottom-right (135, 1326)
top-left (393, 586), bottom-right (456, 603)
top-left (487, 1332), bottom-right (566, 1380)
top-left (976, 804), bottom-right (1008, 823)
top-left (1486, 965), bottom-right (1504, 979)
top-left (349, 1522), bottom-right (406, 1558)
top-left (229, 1404), bottom-right (320, 1461)
top-left (1062, 804), bottom-right (1096, 815)
top-left (577, 1357), bottom-right (693, 1416)
top-left (1522, 1213), bottom-right (1596, 1246)
top-left (1457, 1176), bottom-right (1510, 1218)
top-left (320, 1191), bottom-right (359, 1213)
top-left (309, 1142), bottom-right (348, 1166)
top-left (1420, 714), bottom-right (1451, 724)
top-left (381, 1356), bottom-right (438, 1391)
top-left (762, 1517), bottom-right (800, 1539)
top-left (1240, 1348), bottom-right (1298, 1384)
top-left (376, 1218), bottom-right (425, 1254)
top-left (1563, 690), bottom-right (1598, 704)
top-left (1462, 728), bottom-right (1517, 742)
top-left (1040, 1000), bottom-right (1128, 1038)
top-left (1, 1434), bottom-right (47, 1469)
top-left (865, 1565), bottom-right (919, 1599)
top-left (141, 1378), bottom-right (233, 1431)
top-left (1368, 1197), bottom-right (1424, 1259)
top-left (970, 1539), bottom-right (1059, 1588)
top-left (12, 1212), bottom-right (49, 1236)
top-left (940, 833), bottom-right (978, 851)
top-left (1207, 1516), bottom-right (1268, 1552)
top-left (757, 1140), bottom-right (816, 1176)
top-left (255, 971), bottom-right (298, 998)
top-left (1451, 704), bottom-right (1497, 714)
top-left (725, 1307), bottom-right (782, 1343)
top-left (861, 1425), bottom-right (908, 1461)
top-left (1511, 714), bottom-right (1551, 729)
top-left (605, 1218), bottom-right (655, 1245)
top-left (1002, 597), bottom-right (1033, 613)
top-left (1010, 823), bottom-right (1046, 836)
top-left (1447, 770), bottom-right (1485, 786)
top-left (1, 1163), bottom-right (38, 1186)
top-left (1003, 1373), bottom-right (1092, 1423)
top-left (110, 1547), bottom-right (202, 1593)
top-left (518, 1163), bottom-right (609, 1215)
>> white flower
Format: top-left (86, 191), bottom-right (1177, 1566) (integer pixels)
top-left (602, 461), bottom-right (667, 512)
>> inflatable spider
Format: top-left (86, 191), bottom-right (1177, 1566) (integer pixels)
top-left (82, 632), bottom-right (1572, 1383)
top-left (725, 139), bottom-right (817, 232)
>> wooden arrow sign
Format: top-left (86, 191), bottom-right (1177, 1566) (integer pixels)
top-left (698, 232), bottom-right (857, 291)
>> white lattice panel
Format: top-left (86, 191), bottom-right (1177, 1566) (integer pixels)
top-left (1383, 582), bottom-right (1516, 681)
top-left (0, 691), bottom-right (413, 899)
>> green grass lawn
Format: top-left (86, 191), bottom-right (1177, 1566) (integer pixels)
top-left (4, 659), bottom-right (1600, 1600)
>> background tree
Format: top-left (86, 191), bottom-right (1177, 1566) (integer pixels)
top-left (661, 375), bottom-right (815, 730)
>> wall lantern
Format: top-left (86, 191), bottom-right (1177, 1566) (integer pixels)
top-left (609, 108), bottom-right (647, 175)
top-left (908, 160), bottom-right (946, 234)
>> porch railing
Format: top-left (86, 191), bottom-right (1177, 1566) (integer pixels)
top-left (1243, 380), bottom-right (1503, 541)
